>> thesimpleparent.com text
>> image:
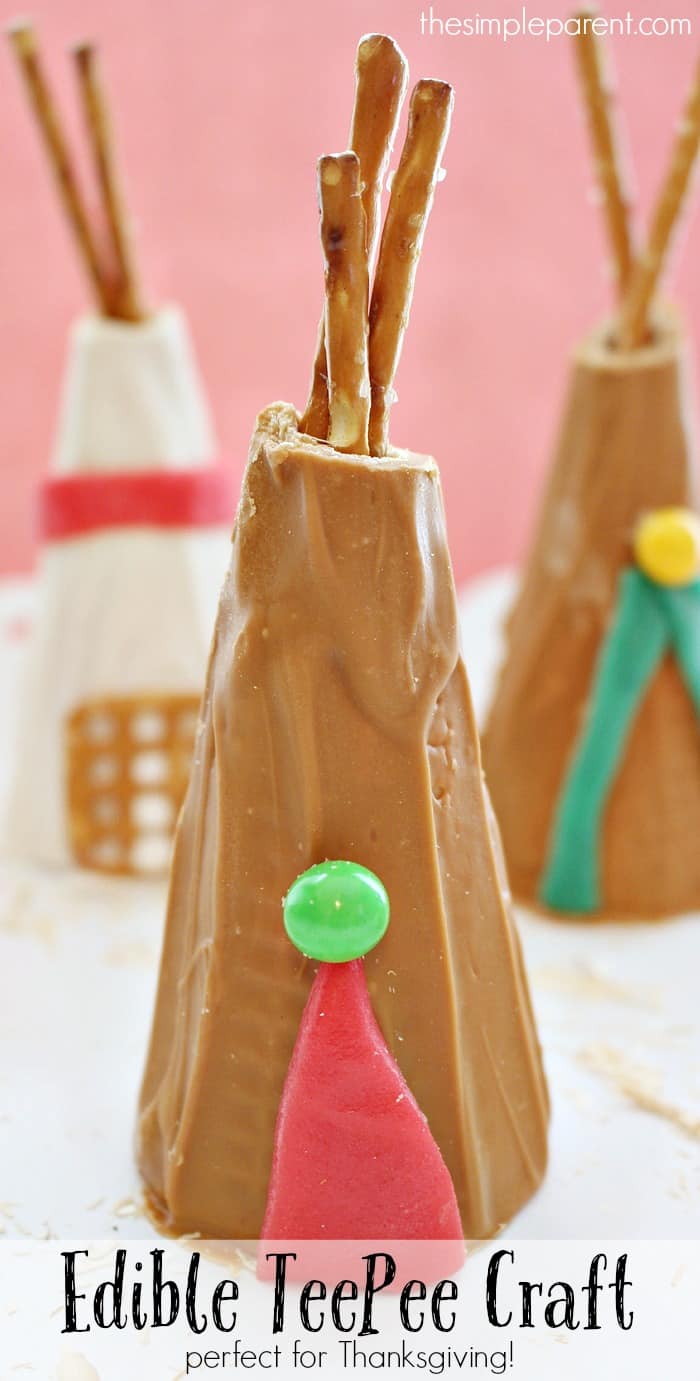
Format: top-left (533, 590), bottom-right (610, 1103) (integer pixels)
top-left (419, 8), bottom-right (692, 39)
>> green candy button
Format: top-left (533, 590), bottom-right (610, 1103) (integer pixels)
top-left (283, 860), bottom-right (390, 963)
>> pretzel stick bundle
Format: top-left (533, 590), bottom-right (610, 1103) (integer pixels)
top-left (73, 42), bottom-right (145, 321)
top-left (619, 54), bottom-right (700, 349)
top-left (318, 152), bottom-right (370, 454)
top-left (7, 21), bottom-right (147, 321)
top-left (573, 12), bottom-right (634, 297)
top-left (7, 21), bottom-right (113, 313)
top-left (301, 33), bottom-right (408, 439)
top-left (367, 79), bottom-right (454, 458)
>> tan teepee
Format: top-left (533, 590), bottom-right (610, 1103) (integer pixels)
top-left (137, 36), bottom-right (548, 1241)
top-left (483, 16), bottom-right (700, 919)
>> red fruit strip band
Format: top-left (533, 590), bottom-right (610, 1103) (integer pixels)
top-left (38, 465), bottom-right (235, 541)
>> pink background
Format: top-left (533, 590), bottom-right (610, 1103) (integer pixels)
top-left (1, 0), bottom-right (699, 583)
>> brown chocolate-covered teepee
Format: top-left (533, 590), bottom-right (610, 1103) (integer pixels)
top-left (483, 16), bottom-right (700, 920)
top-left (137, 35), bottom-right (548, 1240)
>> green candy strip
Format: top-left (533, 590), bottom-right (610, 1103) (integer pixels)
top-left (663, 579), bottom-right (700, 714)
top-left (540, 569), bottom-right (669, 914)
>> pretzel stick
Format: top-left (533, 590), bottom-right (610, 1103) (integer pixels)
top-left (318, 153), bottom-right (370, 454)
top-left (351, 35), bottom-right (409, 267)
top-left (301, 33), bottom-right (407, 439)
top-left (573, 13), bottom-right (634, 297)
top-left (6, 21), bottom-right (112, 313)
top-left (368, 79), bottom-right (453, 457)
top-left (73, 42), bottom-right (145, 321)
top-left (619, 55), bottom-right (700, 348)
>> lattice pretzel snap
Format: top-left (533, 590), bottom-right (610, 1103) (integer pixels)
top-left (65, 691), bottom-right (200, 876)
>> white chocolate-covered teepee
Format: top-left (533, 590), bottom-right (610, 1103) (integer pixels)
top-left (4, 25), bottom-right (232, 874)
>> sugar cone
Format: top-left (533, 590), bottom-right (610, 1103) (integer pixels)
top-left (137, 402), bottom-right (548, 1240)
top-left (483, 306), bottom-right (700, 919)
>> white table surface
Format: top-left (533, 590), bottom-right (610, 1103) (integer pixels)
top-left (0, 570), bottom-right (698, 1244)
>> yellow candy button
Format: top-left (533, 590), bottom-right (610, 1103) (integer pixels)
top-left (633, 507), bottom-right (700, 587)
